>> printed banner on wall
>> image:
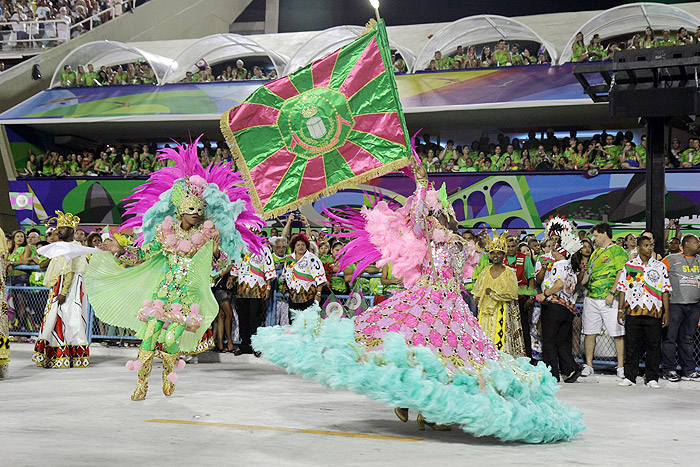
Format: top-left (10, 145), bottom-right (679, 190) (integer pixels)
top-left (10, 172), bottom-right (700, 231)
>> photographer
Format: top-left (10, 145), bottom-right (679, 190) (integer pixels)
top-left (282, 212), bottom-right (312, 242)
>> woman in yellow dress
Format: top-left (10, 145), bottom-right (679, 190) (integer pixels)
top-left (473, 232), bottom-right (526, 358)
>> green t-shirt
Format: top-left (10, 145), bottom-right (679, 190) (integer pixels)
top-left (60, 71), bottom-right (77, 87)
top-left (493, 50), bottom-right (510, 66)
top-left (587, 243), bottom-right (628, 299)
top-left (511, 54), bottom-right (525, 66)
top-left (41, 163), bottom-right (54, 176)
top-left (587, 44), bottom-right (605, 61)
top-left (681, 148), bottom-right (699, 164)
top-left (634, 145), bottom-right (646, 165)
top-left (436, 57), bottom-right (453, 70)
top-left (657, 38), bottom-right (676, 47)
top-left (572, 42), bottom-right (587, 61)
top-left (83, 71), bottom-right (99, 86)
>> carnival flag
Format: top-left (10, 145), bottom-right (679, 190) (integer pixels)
top-left (221, 19), bottom-right (412, 219)
top-left (9, 192), bottom-right (33, 210)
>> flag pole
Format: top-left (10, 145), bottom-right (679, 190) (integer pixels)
top-left (369, 0), bottom-right (381, 21)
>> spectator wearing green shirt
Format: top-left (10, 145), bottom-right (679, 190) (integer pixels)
top-left (605, 42), bottom-right (619, 61)
top-left (434, 51), bottom-right (453, 70)
top-left (657, 29), bottom-right (676, 47)
top-left (580, 222), bottom-right (628, 378)
top-left (59, 65), bottom-right (77, 87)
top-left (642, 27), bottom-right (657, 48)
top-left (571, 32), bottom-right (589, 62)
top-left (680, 137), bottom-right (700, 167)
top-left (492, 40), bottom-right (511, 66)
top-left (602, 134), bottom-right (621, 168)
top-left (504, 143), bottom-right (520, 164)
top-left (480, 46), bottom-right (493, 67)
top-left (511, 44), bottom-right (525, 65)
top-left (620, 141), bottom-right (642, 169)
top-left (587, 34), bottom-right (605, 61)
top-left (83, 63), bottom-right (99, 87)
top-left (452, 45), bottom-right (467, 68)
top-left (234, 59), bottom-right (248, 80)
top-left (677, 27), bottom-right (692, 45)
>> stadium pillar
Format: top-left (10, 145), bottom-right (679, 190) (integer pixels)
top-left (645, 117), bottom-right (665, 256)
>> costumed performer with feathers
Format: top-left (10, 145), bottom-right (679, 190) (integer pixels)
top-left (252, 160), bottom-right (584, 443)
top-left (86, 138), bottom-right (263, 400)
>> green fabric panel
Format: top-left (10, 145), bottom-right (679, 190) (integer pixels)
top-left (247, 86), bottom-right (286, 109)
top-left (233, 125), bottom-right (285, 169)
top-left (323, 150), bottom-right (355, 185)
top-left (347, 73), bottom-right (395, 115)
top-left (263, 156), bottom-right (306, 212)
top-left (288, 65), bottom-right (315, 95)
top-left (328, 30), bottom-right (375, 90)
top-left (347, 129), bottom-right (406, 164)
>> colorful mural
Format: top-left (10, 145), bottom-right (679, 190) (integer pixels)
top-left (0, 64), bottom-right (585, 121)
top-left (10, 171), bottom-right (700, 231)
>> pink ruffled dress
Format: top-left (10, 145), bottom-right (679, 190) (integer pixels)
top-left (354, 230), bottom-right (500, 371)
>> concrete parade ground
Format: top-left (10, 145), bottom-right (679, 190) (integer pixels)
top-left (3, 342), bottom-right (700, 467)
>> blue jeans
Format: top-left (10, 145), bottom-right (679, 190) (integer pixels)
top-left (661, 302), bottom-right (700, 375)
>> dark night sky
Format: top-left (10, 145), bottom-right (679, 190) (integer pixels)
top-left (274, 0), bottom-right (684, 32)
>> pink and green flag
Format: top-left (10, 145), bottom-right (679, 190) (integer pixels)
top-left (221, 20), bottom-right (411, 219)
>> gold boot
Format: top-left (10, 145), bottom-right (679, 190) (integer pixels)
top-left (395, 407), bottom-right (409, 423)
top-left (131, 349), bottom-right (154, 401)
top-left (417, 413), bottom-right (451, 431)
top-left (161, 352), bottom-right (179, 396)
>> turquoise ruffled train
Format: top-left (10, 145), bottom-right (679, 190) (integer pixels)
top-left (252, 306), bottom-right (585, 443)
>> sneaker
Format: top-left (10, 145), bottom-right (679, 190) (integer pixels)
top-left (616, 367), bottom-right (625, 379)
top-left (663, 371), bottom-right (681, 382)
top-left (645, 380), bottom-right (661, 388)
top-left (580, 364), bottom-right (594, 377)
top-left (618, 378), bottom-right (635, 386)
top-left (681, 371), bottom-right (700, 381)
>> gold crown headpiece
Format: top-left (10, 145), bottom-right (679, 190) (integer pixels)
top-left (46, 210), bottom-right (80, 230)
top-left (301, 105), bottom-right (318, 118)
top-left (487, 231), bottom-right (509, 253)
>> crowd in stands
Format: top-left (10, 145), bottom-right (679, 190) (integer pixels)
top-left (416, 130), bottom-right (700, 173)
top-left (571, 26), bottom-right (700, 62)
top-left (19, 141), bottom-right (236, 177)
top-left (181, 60), bottom-right (278, 83)
top-left (1, 0), bottom-right (137, 51)
top-left (414, 40), bottom-right (550, 72)
top-left (17, 130), bottom-right (700, 178)
top-left (57, 61), bottom-right (156, 87)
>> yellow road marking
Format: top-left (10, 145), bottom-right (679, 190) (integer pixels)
top-left (146, 419), bottom-right (423, 442)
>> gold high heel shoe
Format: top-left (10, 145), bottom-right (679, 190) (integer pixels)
top-left (395, 407), bottom-right (409, 423)
top-left (417, 413), bottom-right (451, 431)
top-left (161, 352), bottom-right (179, 397)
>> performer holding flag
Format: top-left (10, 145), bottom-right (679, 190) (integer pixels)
top-left (224, 17), bottom-right (584, 443)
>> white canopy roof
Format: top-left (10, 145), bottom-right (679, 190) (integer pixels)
top-left (161, 33), bottom-right (289, 83)
top-left (50, 40), bottom-right (175, 87)
top-left (560, 2), bottom-right (700, 63)
top-left (282, 25), bottom-right (416, 76)
top-left (412, 15), bottom-right (559, 72)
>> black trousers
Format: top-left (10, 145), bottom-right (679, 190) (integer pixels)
top-left (288, 298), bottom-right (315, 323)
top-left (661, 303), bottom-right (700, 375)
top-left (624, 315), bottom-right (662, 383)
top-left (236, 297), bottom-right (266, 353)
top-left (541, 302), bottom-right (577, 380)
top-left (518, 296), bottom-right (532, 359)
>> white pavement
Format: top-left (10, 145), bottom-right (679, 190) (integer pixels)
top-left (3, 342), bottom-right (700, 467)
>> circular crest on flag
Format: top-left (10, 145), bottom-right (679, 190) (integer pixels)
top-left (278, 88), bottom-right (355, 159)
top-left (326, 301), bottom-right (344, 317)
top-left (15, 194), bottom-right (29, 208)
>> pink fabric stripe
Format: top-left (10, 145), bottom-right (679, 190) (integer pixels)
top-left (248, 148), bottom-right (298, 207)
top-left (312, 49), bottom-right (339, 88)
top-left (338, 37), bottom-right (384, 98)
top-left (228, 103), bottom-right (280, 134)
top-left (265, 76), bottom-right (300, 100)
top-left (353, 112), bottom-right (405, 146)
top-left (336, 140), bottom-right (383, 175)
top-left (297, 155), bottom-right (326, 199)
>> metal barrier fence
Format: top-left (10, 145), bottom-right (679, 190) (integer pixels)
top-left (7, 277), bottom-right (700, 370)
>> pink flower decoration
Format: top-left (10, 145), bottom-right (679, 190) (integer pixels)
top-left (153, 299), bottom-right (165, 309)
top-left (143, 299), bottom-right (153, 307)
top-left (176, 359), bottom-right (186, 370)
top-left (191, 233), bottom-right (204, 246)
top-left (165, 234), bottom-right (177, 247)
top-left (171, 303), bottom-right (183, 313)
top-left (191, 304), bottom-right (199, 315)
top-left (178, 239), bottom-right (192, 253)
top-left (167, 372), bottom-right (178, 383)
top-left (203, 220), bottom-right (214, 230)
top-left (190, 174), bottom-right (206, 187)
